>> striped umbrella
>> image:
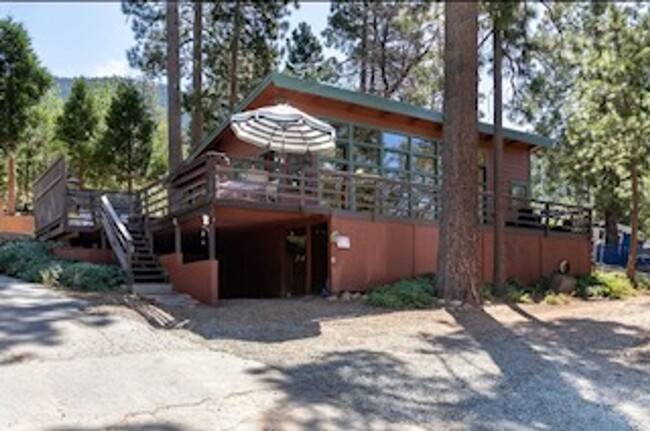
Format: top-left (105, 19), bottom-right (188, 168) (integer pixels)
top-left (230, 104), bottom-right (336, 154)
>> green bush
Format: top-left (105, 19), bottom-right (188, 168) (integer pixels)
top-left (575, 270), bottom-right (637, 299)
top-left (481, 283), bottom-right (495, 302)
top-left (635, 273), bottom-right (650, 290)
top-left (544, 292), bottom-right (571, 305)
top-left (367, 276), bottom-right (437, 309)
top-left (0, 240), bottom-right (124, 291)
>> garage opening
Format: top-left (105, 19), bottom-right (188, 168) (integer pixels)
top-left (217, 221), bottom-right (329, 299)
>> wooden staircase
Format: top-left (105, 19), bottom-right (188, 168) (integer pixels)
top-left (127, 215), bottom-right (168, 284)
top-left (99, 195), bottom-right (171, 294)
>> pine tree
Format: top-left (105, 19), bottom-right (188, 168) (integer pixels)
top-left (515, 3), bottom-right (650, 282)
top-left (98, 82), bottom-right (155, 193)
top-left (0, 18), bottom-right (51, 215)
top-left (56, 79), bottom-right (99, 188)
top-left (438, 2), bottom-right (480, 305)
top-left (323, 1), bottom-right (443, 103)
top-left (285, 22), bottom-right (339, 83)
top-left (166, 0), bottom-right (182, 172)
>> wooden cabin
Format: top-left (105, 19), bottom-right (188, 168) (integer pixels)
top-left (33, 73), bottom-right (592, 304)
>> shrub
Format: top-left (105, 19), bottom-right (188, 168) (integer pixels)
top-left (58, 262), bottom-right (124, 291)
top-left (0, 240), bottom-right (124, 291)
top-left (635, 273), bottom-right (650, 290)
top-left (481, 283), bottom-right (495, 302)
top-left (367, 276), bottom-right (436, 309)
top-left (544, 293), bottom-right (571, 305)
top-left (575, 270), bottom-right (637, 299)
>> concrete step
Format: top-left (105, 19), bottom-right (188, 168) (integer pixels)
top-left (132, 283), bottom-right (173, 295)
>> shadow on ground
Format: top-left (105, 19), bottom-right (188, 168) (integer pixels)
top-left (252, 306), bottom-right (649, 430)
top-left (176, 296), bottom-right (383, 343)
top-left (50, 423), bottom-right (185, 431)
top-left (0, 277), bottom-right (115, 363)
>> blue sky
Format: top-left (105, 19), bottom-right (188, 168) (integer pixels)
top-left (0, 1), bottom-right (332, 78)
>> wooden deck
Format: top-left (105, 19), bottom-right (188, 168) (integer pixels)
top-left (34, 152), bottom-right (592, 241)
top-left (137, 152), bottom-right (592, 235)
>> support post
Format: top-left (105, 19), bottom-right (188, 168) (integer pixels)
top-left (208, 216), bottom-right (216, 261)
top-left (173, 217), bottom-right (182, 255)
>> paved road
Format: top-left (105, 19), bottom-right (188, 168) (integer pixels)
top-left (0, 276), bottom-right (281, 430)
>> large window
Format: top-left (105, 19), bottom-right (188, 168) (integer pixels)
top-left (319, 119), bottom-right (442, 216)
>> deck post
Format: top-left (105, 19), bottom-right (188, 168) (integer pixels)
top-left (173, 217), bottom-right (182, 255)
top-left (544, 202), bottom-right (550, 236)
top-left (206, 153), bottom-right (216, 205)
top-left (208, 216), bottom-right (216, 261)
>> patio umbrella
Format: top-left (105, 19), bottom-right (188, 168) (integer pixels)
top-left (230, 104), bottom-right (336, 154)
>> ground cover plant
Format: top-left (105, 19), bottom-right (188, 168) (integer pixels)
top-left (367, 276), bottom-right (437, 309)
top-left (0, 240), bottom-right (124, 291)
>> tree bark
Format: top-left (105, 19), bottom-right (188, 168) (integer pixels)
top-left (6, 150), bottom-right (16, 216)
top-left (493, 27), bottom-right (506, 296)
top-left (191, 0), bottom-right (204, 150)
top-left (626, 160), bottom-right (639, 283)
top-left (359, 1), bottom-right (369, 93)
top-left (229, 0), bottom-right (242, 112)
top-left (438, 2), bottom-right (480, 306)
top-left (166, 0), bottom-right (183, 173)
top-left (604, 207), bottom-right (619, 245)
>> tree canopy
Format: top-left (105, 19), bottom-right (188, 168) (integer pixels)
top-left (97, 81), bottom-right (155, 193)
top-left (0, 17), bottom-right (51, 214)
top-left (56, 78), bottom-right (100, 187)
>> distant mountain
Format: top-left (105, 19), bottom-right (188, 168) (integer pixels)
top-left (53, 76), bottom-right (168, 111)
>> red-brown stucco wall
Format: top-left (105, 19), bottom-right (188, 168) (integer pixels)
top-left (53, 247), bottom-right (116, 265)
top-left (0, 215), bottom-right (34, 235)
top-left (159, 253), bottom-right (219, 305)
top-left (330, 215), bottom-right (591, 293)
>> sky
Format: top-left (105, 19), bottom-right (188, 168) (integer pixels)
top-left (0, 1), bottom-right (332, 78)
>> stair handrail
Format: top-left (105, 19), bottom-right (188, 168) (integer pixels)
top-left (99, 194), bottom-right (134, 288)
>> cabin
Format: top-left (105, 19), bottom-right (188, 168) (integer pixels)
top-left (33, 72), bottom-right (592, 305)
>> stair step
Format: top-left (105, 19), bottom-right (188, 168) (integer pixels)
top-left (133, 268), bottom-right (165, 275)
top-left (132, 261), bottom-right (160, 268)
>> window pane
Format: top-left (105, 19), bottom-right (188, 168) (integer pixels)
top-left (353, 145), bottom-right (380, 166)
top-left (383, 132), bottom-right (409, 152)
top-left (353, 126), bottom-right (381, 146)
top-left (329, 120), bottom-right (349, 140)
top-left (412, 137), bottom-right (438, 157)
top-left (383, 150), bottom-right (409, 170)
top-left (413, 156), bottom-right (436, 173)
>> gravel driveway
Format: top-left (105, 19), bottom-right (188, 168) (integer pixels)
top-left (177, 295), bottom-right (650, 430)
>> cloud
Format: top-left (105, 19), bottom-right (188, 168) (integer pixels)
top-left (91, 58), bottom-right (133, 78)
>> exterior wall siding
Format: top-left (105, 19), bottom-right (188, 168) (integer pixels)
top-left (0, 215), bottom-right (34, 235)
top-left (330, 215), bottom-right (591, 293)
top-left (159, 253), bottom-right (219, 305)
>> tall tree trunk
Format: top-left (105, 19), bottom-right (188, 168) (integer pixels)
top-left (191, 0), bottom-right (204, 149)
top-left (438, 2), bottom-right (480, 306)
top-left (166, 0), bottom-right (183, 173)
top-left (604, 207), bottom-right (619, 245)
top-left (492, 27), bottom-right (506, 296)
top-left (6, 150), bottom-right (16, 216)
top-left (229, 0), bottom-right (242, 112)
top-left (626, 160), bottom-right (639, 283)
top-left (359, 1), bottom-right (369, 92)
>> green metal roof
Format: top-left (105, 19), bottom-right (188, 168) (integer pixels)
top-left (187, 72), bottom-right (554, 163)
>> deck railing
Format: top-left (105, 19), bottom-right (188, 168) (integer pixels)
top-left (135, 152), bottom-right (591, 235)
top-left (33, 157), bottom-right (137, 239)
top-left (99, 195), bottom-right (134, 287)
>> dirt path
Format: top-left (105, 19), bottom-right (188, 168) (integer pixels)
top-left (182, 295), bottom-right (650, 430)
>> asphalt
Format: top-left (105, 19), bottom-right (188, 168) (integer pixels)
top-left (0, 276), bottom-right (281, 430)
